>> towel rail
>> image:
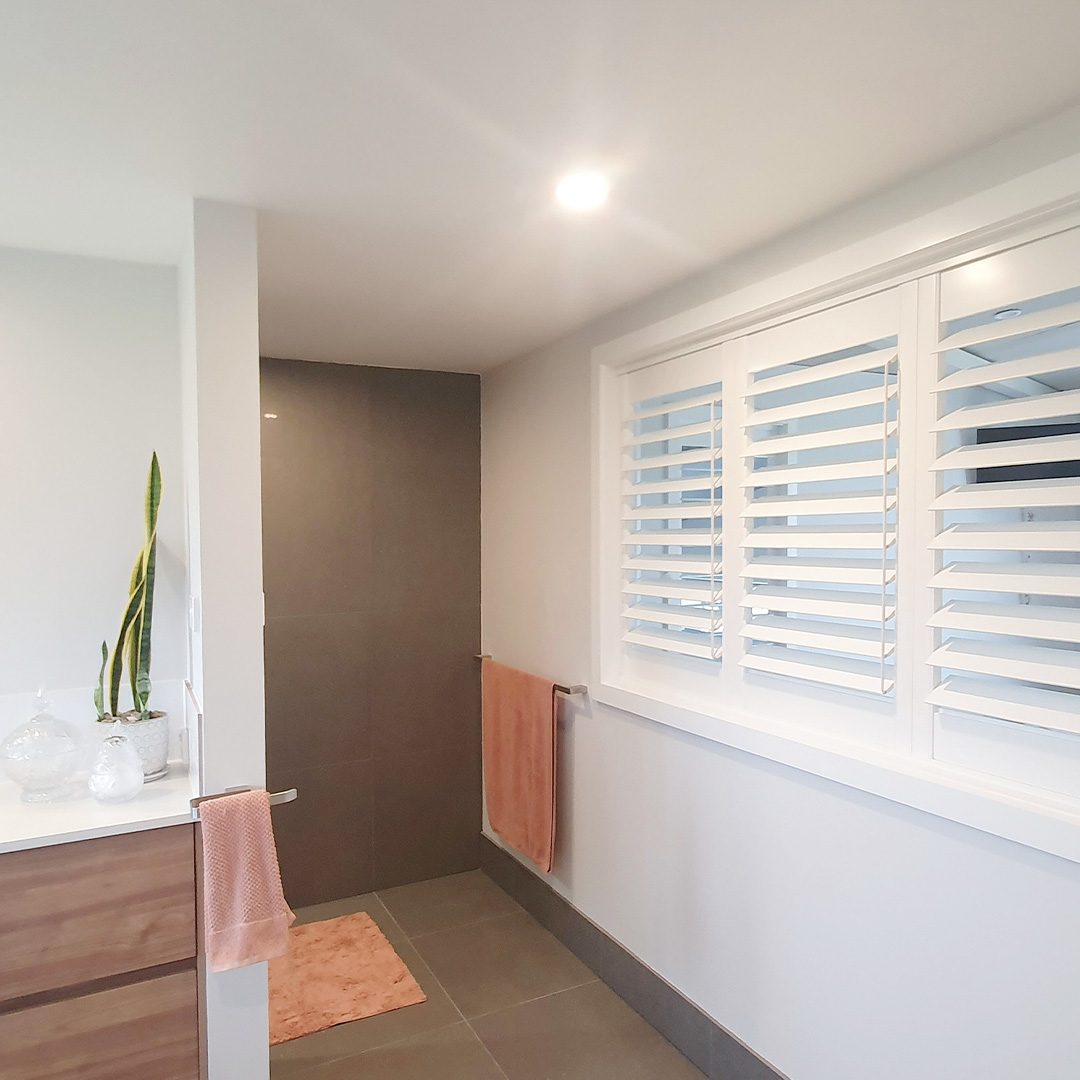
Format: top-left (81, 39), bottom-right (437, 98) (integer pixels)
top-left (474, 654), bottom-right (588, 697)
top-left (190, 786), bottom-right (297, 819)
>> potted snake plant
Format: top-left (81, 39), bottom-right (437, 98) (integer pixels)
top-left (93, 452), bottom-right (170, 780)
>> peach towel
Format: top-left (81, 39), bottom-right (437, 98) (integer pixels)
top-left (482, 659), bottom-right (557, 873)
top-left (199, 789), bottom-right (295, 973)
top-left (269, 912), bottom-right (426, 1044)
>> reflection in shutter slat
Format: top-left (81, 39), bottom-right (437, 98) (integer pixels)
top-left (743, 555), bottom-right (896, 586)
top-left (928, 677), bottom-right (1080, 736)
top-left (928, 600), bottom-right (1080, 645)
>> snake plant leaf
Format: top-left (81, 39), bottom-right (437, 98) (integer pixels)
top-left (93, 641), bottom-right (108, 720)
top-left (135, 669), bottom-right (153, 719)
top-left (127, 609), bottom-right (142, 708)
top-left (109, 577), bottom-right (145, 717)
top-left (126, 552), bottom-right (145, 708)
top-left (106, 453), bottom-right (162, 718)
top-left (128, 550), bottom-right (144, 596)
top-left (131, 454), bottom-right (161, 718)
top-left (145, 452), bottom-right (162, 535)
top-left (133, 536), bottom-right (157, 718)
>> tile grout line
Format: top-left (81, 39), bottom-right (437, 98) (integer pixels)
top-left (466, 976), bottom-right (600, 1022)
top-left (376, 885), bottom-right (608, 1080)
top-left (464, 1017), bottom-right (514, 1080)
top-left (367, 893), bottom-right (409, 944)
top-left (382, 902), bottom-right (513, 1080)
top-left (403, 906), bottom-right (527, 943)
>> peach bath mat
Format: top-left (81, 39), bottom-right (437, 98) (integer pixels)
top-left (268, 912), bottom-right (427, 1044)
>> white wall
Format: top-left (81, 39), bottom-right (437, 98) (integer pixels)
top-left (179, 199), bottom-right (268, 1080)
top-left (481, 111), bottom-right (1080, 1080)
top-left (0, 246), bottom-right (184, 729)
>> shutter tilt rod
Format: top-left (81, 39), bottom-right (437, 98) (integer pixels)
top-left (474, 654), bottom-right (588, 697)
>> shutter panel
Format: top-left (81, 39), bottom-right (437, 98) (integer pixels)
top-left (739, 301), bottom-right (899, 695)
top-left (623, 380), bottom-right (722, 660)
top-left (928, 281), bottom-right (1080, 736)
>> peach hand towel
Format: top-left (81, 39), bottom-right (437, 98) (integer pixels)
top-left (482, 659), bottom-right (557, 873)
top-left (199, 788), bottom-right (295, 973)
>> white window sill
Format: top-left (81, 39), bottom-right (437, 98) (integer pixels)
top-left (596, 678), bottom-right (1080, 866)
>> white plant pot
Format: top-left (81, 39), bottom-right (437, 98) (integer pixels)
top-left (100, 711), bottom-right (170, 782)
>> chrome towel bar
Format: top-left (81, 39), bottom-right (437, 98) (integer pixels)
top-left (190, 786), bottom-right (297, 819)
top-left (475, 654), bottom-right (587, 697)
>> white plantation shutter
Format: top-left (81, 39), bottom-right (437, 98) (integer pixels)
top-left (928, 257), bottom-right (1080, 735)
top-left (739, 292), bottom-right (900, 695)
top-left (600, 221), bottom-right (1080, 817)
top-left (623, 379), bottom-right (723, 660)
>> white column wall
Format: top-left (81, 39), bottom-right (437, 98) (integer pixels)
top-left (180, 198), bottom-right (268, 1080)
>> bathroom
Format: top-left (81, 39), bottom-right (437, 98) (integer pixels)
top-left (4, 6), bottom-right (1080, 1080)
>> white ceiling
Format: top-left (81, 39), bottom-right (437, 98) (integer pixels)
top-left (5, 2), bottom-right (1080, 372)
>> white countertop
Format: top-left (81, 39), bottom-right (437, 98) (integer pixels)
top-left (0, 768), bottom-right (197, 853)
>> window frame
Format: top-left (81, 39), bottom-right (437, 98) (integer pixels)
top-left (593, 184), bottom-right (1080, 866)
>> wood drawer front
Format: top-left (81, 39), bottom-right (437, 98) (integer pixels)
top-left (0, 825), bottom-right (196, 1003)
top-left (0, 969), bottom-right (199, 1080)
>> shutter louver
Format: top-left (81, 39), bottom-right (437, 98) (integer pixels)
top-left (928, 290), bottom-right (1080, 736)
top-left (740, 339), bottom-right (899, 695)
top-left (623, 381), bottom-right (723, 661)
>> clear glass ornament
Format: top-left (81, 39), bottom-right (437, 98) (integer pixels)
top-left (0, 692), bottom-right (82, 802)
top-left (88, 734), bottom-right (145, 803)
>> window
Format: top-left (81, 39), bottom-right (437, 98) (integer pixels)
top-left (929, 236), bottom-right (1080, 739)
top-left (740, 302), bottom-right (899, 696)
top-left (623, 379), bottom-right (723, 661)
top-left (597, 221), bottom-right (1080, 819)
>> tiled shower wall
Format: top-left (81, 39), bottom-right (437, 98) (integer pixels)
top-left (260, 357), bottom-right (481, 907)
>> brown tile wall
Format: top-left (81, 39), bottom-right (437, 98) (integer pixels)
top-left (260, 357), bottom-right (481, 906)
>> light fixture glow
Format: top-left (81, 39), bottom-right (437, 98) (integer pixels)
top-left (556, 172), bottom-right (609, 211)
top-left (993, 307), bottom-right (1023, 321)
top-left (263, 412), bottom-right (278, 419)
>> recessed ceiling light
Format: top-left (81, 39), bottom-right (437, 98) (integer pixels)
top-left (993, 307), bottom-right (1023, 320)
top-left (263, 412), bottom-right (278, 419)
top-left (555, 172), bottom-right (609, 211)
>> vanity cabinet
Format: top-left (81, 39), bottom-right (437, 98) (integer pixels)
top-left (0, 824), bottom-right (200, 1080)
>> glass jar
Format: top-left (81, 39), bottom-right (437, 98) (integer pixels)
top-left (0, 695), bottom-right (82, 803)
top-left (88, 734), bottom-right (145, 803)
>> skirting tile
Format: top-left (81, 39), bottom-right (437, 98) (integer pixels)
top-left (479, 835), bottom-right (786, 1080)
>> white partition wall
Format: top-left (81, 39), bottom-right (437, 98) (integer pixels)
top-left (179, 199), bottom-right (268, 1080)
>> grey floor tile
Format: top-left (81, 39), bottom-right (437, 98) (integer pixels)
top-left (269, 937), bottom-right (462, 1079)
top-left (472, 979), bottom-right (707, 1080)
top-left (379, 870), bottom-right (522, 937)
top-left (298, 1023), bottom-right (505, 1080)
top-left (410, 911), bottom-right (595, 1019)
top-left (291, 892), bottom-right (407, 946)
